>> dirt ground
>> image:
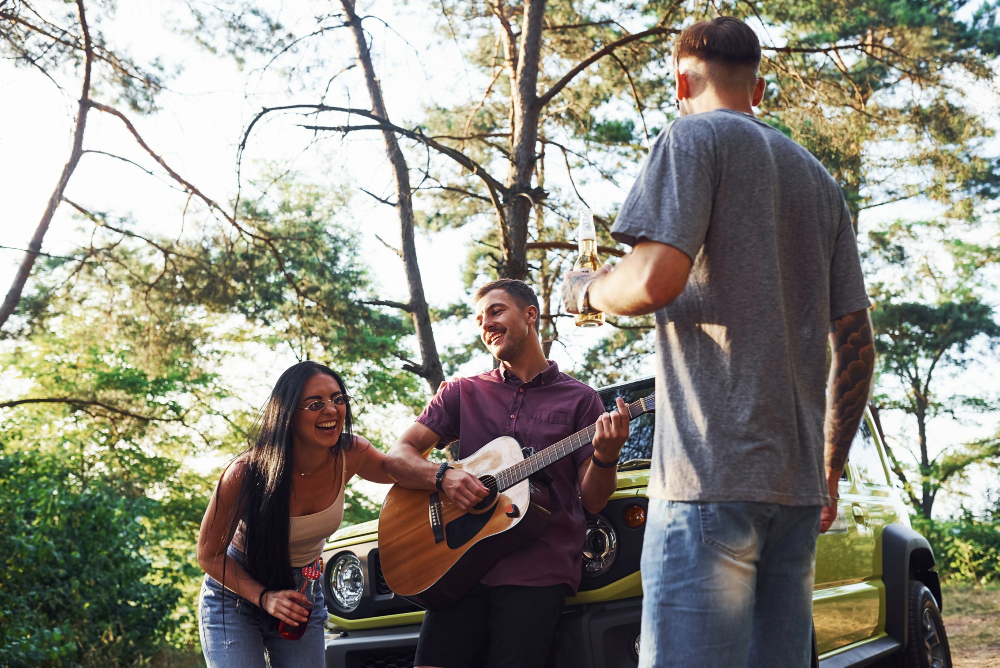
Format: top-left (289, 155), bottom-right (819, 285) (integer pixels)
top-left (943, 584), bottom-right (1000, 668)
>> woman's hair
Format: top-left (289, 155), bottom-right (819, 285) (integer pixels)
top-left (224, 361), bottom-right (355, 593)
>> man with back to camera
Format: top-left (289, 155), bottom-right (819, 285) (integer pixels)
top-left (561, 17), bottom-right (876, 668)
top-left (385, 278), bottom-right (631, 668)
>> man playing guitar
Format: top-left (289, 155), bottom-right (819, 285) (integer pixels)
top-left (384, 278), bottom-right (631, 668)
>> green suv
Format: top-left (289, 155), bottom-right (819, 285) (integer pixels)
top-left (320, 377), bottom-right (951, 668)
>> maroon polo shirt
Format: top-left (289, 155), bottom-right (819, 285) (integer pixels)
top-left (416, 360), bottom-right (604, 592)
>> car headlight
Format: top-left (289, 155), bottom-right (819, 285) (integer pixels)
top-left (582, 515), bottom-right (618, 577)
top-left (329, 552), bottom-right (364, 611)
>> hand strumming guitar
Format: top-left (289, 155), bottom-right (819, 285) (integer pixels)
top-left (441, 469), bottom-right (489, 511)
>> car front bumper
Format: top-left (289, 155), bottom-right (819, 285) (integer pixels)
top-left (325, 623), bottom-right (420, 668)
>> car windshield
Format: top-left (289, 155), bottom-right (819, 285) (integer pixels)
top-left (599, 379), bottom-right (654, 468)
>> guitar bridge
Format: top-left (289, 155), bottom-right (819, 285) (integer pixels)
top-left (428, 492), bottom-right (445, 544)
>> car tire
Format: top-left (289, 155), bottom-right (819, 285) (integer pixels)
top-left (904, 581), bottom-right (951, 668)
top-left (877, 581), bottom-right (952, 668)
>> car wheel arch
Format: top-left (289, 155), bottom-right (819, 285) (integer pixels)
top-left (880, 523), bottom-right (941, 650)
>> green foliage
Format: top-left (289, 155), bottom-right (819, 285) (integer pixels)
top-left (912, 496), bottom-right (1000, 584)
top-left (575, 320), bottom-right (655, 387)
top-left (589, 119), bottom-right (636, 145)
top-left (0, 172), bottom-right (424, 660)
top-left (342, 487), bottom-right (381, 528)
top-left (0, 0), bottom-right (170, 114)
top-left (0, 449), bottom-right (180, 667)
top-left (865, 218), bottom-right (1000, 519)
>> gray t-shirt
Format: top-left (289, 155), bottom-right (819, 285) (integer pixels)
top-left (611, 109), bottom-right (870, 506)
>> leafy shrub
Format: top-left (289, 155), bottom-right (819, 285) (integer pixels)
top-left (0, 449), bottom-right (180, 667)
top-left (912, 496), bottom-right (1000, 585)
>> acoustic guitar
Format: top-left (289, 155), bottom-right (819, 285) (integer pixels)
top-left (377, 392), bottom-right (655, 610)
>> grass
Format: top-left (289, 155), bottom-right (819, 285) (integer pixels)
top-left (941, 582), bottom-right (1000, 654)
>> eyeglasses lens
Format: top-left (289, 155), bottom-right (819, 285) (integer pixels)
top-left (306, 395), bottom-right (350, 411)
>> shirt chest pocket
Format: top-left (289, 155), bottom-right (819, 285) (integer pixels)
top-left (527, 410), bottom-right (574, 450)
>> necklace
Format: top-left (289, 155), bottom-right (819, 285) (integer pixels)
top-left (295, 450), bottom-right (333, 476)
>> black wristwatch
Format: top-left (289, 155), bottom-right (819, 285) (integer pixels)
top-left (435, 462), bottom-right (452, 492)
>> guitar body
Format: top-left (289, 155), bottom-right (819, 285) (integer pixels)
top-left (378, 436), bottom-right (552, 610)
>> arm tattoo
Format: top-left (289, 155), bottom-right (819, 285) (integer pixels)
top-left (824, 308), bottom-right (876, 476)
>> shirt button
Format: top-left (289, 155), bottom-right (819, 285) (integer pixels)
top-left (509, 415), bottom-right (515, 419)
top-left (519, 388), bottom-right (523, 393)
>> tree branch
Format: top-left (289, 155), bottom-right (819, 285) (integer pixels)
top-left (526, 241), bottom-right (625, 258)
top-left (359, 188), bottom-right (398, 207)
top-left (373, 234), bottom-right (403, 258)
top-left (362, 298), bottom-right (414, 312)
top-left (0, 397), bottom-right (183, 422)
top-left (241, 104), bottom-right (509, 197)
top-left (609, 51), bottom-right (650, 146)
top-left (537, 25), bottom-right (679, 108)
top-left (0, 0), bottom-right (93, 332)
top-left (87, 101), bottom-right (318, 333)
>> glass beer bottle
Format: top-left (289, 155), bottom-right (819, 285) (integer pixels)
top-left (573, 208), bottom-right (605, 327)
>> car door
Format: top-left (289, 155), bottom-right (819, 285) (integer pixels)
top-left (812, 411), bottom-right (881, 654)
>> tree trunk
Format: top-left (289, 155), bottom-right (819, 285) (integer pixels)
top-left (0, 0), bottom-right (93, 331)
top-left (914, 391), bottom-right (933, 519)
top-left (342, 0), bottom-right (444, 391)
top-left (534, 154), bottom-right (557, 358)
top-left (500, 0), bottom-right (546, 280)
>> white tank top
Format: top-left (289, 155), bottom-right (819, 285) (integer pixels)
top-left (232, 454), bottom-right (347, 567)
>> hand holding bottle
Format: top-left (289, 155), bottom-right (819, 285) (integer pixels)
top-left (568, 208), bottom-right (606, 327)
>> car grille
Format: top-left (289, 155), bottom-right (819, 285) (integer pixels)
top-left (358, 648), bottom-right (415, 668)
top-left (372, 550), bottom-right (393, 596)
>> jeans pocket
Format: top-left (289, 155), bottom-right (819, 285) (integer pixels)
top-left (698, 503), bottom-right (762, 561)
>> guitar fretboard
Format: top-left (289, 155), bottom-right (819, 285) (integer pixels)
top-left (494, 393), bottom-right (654, 492)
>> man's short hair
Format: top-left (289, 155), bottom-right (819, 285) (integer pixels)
top-left (474, 279), bottom-right (540, 330)
top-left (673, 17), bottom-right (761, 90)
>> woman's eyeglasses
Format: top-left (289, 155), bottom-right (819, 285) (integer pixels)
top-left (298, 395), bottom-right (352, 411)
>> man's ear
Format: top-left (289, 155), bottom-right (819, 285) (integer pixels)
top-left (526, 305), bottom-right (539, 329)
top-left (752, 76), bottom-right (766, 107)
top-left (675, 68), bottom-right (690, 101)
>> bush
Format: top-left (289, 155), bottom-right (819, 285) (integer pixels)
top-left (912, 497), bottom-right (1000, 585)
top-left (0, 449), bottom-right (180, 667)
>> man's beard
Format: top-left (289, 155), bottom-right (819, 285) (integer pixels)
top-left (490, 326), bottom-right (527, 362)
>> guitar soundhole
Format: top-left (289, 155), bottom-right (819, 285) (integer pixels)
top-left (470, 474), bottom-right (499, 513)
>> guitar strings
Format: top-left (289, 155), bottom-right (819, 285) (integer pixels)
top-left (495, 395), bottom-right (651, 492)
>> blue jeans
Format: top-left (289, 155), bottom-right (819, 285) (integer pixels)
top-left (198, 551), bottom-right (326, 668)
top-left (639, 500), bottom-right (821, 668)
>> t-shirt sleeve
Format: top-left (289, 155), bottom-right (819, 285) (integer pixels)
top-left (416, 379), bottom-right (461, 447)
top-left (829, 200), bottom-right (871, 320)
top-left (571, 390), bottom-right (606, 467)
top-left (610, 122), bottom-right (715, 261)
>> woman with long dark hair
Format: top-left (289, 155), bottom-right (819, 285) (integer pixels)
top-left (197, 361), bottom-right (392, 667)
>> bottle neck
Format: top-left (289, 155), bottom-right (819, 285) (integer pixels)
top-left (579, 237), bottom-right (597, 255)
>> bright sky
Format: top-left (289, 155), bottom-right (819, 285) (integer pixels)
top-left (1, 1), bottom-right (997, 514)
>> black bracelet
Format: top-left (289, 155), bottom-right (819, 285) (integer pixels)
top-left (257, 588), bottom-right (269, 609)
top-left (591, 453), bottom-right (619, 469)
top-left (435, 462), bottom-right (452, 492)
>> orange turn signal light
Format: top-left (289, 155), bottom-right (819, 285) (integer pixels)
top-left (624, 504), bottom-right (646, 528)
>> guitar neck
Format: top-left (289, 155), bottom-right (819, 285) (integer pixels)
top-left (495, 392), bottom-right (655, 492)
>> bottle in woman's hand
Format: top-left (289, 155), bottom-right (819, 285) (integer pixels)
top-left (278, 563), bottom-right (322, 641)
